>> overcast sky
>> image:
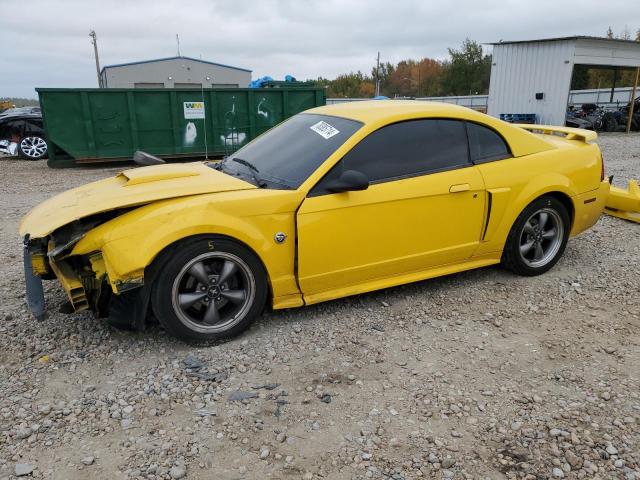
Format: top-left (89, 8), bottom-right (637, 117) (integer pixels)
top-left (1, 0), bottom-right (638, 98)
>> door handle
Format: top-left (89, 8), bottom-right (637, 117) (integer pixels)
top-left (449, 183), bottom-right (471, 193)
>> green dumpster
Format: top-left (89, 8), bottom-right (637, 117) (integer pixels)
top-left (37, 87), bottom-right (326, 168)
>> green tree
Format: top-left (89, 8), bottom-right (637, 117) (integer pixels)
top-left (440, 39), bottom-right (492, 95)
top-left (324, 72), bottom-right (373, 98)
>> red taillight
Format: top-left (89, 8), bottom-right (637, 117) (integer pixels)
top-left (600, 153), bottom-right (605, 181)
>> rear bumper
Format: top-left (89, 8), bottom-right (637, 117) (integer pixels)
top-left (605, 180), bottom-right (640, 224)
top-left (570, 180), bottom-right (610, 236)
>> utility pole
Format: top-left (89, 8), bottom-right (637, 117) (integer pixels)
top-left (89, 30), bottom-right (102, 88)
top-left (375, 51), bottom-right (381, 97)
top-left (202, 76), bottom-right (210, 160)
top-left (626, 67), bottom-right (639, 134)
top-left (176, 34), bottom-right (181, 56)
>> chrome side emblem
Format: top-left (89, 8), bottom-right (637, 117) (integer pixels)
top-left (274, 232), bottom-right (287, 244)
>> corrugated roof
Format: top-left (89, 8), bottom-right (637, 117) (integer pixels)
top-left (488, 36), bottom-right (640, 46)
top-left (101, 56), bottom-right (252, 74)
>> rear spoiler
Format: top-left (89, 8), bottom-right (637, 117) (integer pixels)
top-left (514, 124), bottom-right (598, 143)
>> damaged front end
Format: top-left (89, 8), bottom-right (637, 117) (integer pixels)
top-left (19, 161), bottom-right (258, 327)
top-left (22, 210), bottom-right (145, 325)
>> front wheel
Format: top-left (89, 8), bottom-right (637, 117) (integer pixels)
top-left (151, 237), bottom-right (268, 342)
top-left (501, 196), bottom-right (570, 276)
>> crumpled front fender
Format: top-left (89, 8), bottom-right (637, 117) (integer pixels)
top-left (71, 192), bottom-right (303, 306)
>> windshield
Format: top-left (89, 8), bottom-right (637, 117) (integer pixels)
top-left (219, 113), bottom-right (362, 189)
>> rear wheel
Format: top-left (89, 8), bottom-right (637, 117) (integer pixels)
top-left (601, 112), bottom-right (617, 132)
top-left (501, 196), bottom-right (570, 276)
top-left (18, 136), bottom-right (47, 160)
top-left (151, 237), bottom-right (267, 342)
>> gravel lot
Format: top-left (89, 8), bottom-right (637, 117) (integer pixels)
top-left (0, 134), bottom-right (639, 480)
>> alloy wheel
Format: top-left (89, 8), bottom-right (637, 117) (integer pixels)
top-left (518, 208), bottom-right (564, 268)
top-left (20, 136), bottom-right (47, 158)
top-left (171, 252), bottom-right (255, 334)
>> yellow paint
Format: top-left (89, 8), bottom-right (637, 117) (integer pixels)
top-left (21, 101), bottom-right (609, 312)
top-left (30, 253), bottom-right (48, 275)
top-left (605, 180), bottom-right (640, 223)
top-left (513, 123), bottom-right (598, 143)
top-left (297, 167), bottom-right (486, 294)
top-left (303, 253), bottom-right (502, 306)
top-left (19, 162), bottom-right (255, 239)
top-left (48, 258), bottom-right (89, 311)
top-left (89, 253), bottom-right (107, 280)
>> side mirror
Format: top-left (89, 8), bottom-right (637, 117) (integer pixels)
top-left (325, 170), bottom-right (369, 193)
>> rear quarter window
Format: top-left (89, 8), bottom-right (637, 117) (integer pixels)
top-left (467, 122), bottom-right (511, 163)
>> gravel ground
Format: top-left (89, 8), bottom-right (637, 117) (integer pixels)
top-left (0, 134), bottom-right (639, 480)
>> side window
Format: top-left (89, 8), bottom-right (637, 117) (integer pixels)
top-left (24, 119), bottom-right (43, 135)
top-left (311, 119), bottom-right (469, 195)
top-left (466, 122), bottom-right (511, 163)
top-left (0, 120), bottom-right (24, 139)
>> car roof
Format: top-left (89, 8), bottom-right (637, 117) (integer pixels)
top-left (0, 113), bottom-right (42, 121)
top-left (307, 100), bottom-right (555, 158)
top-left (306, 100), bottom-right (478, 123)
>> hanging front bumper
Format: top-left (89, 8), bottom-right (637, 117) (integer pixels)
top-left (23, 241), bottom-right (45, 320)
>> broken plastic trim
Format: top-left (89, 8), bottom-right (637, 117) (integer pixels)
top-left (114, 278), bottom-right (144, 294)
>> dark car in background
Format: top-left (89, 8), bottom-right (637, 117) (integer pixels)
top-left (0, 106), bottom-right (41, 118)
top-left (0, 113), bottom-right (47, 160)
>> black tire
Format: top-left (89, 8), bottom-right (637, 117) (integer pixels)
top-left (151, 237), bottom-right (268, 342)
top-left (18, 136), bottom-right (47, 160)
top-left (601, 113), bottom-right (617, 133)
top-left (107, 290), bottom-right (136, 330)
top-left (501, 196), bottom-right (570, 276)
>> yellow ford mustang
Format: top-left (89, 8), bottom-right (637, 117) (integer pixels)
top-left (20, 101), bottom-right (610, 341)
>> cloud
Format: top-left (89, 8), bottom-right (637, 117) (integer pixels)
top-left (0, 0), bottom-right (638, 98)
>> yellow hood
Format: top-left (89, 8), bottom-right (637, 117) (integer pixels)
top-left (20, 162), bottom-right (255, 239)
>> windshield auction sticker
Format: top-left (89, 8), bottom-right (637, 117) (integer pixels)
top-left (310, 121), bottom-right (340, 139)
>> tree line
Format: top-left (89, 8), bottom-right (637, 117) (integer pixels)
top-left (313, 28), bottom-right (640, 99)
top-left (313, 38), bottom-right (491, 99)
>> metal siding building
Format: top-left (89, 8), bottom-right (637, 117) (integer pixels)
top-left (487, 37), bottom-right (640, 125)
top-left (100, 56), bottom-right (252, 89)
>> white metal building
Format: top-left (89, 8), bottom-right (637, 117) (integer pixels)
top-left (100, 56), bottom-right (252, 89)
top-left (487, 36), bottom-right (640, 125)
